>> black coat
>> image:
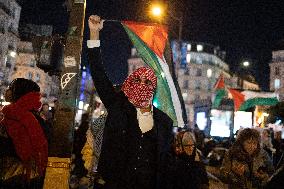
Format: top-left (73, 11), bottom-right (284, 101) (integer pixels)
top-left (88, 48), bottom-right (174, 189)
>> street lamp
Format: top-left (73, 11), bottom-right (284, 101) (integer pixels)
top-left (149, 3), bottom-right (188, 127)
top-left (242, 61), bottom-right (250, 67)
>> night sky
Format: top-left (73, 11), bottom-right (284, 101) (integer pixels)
top-left (19, 0), bottom-right (284, 90)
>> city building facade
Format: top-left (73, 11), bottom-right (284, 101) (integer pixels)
top-left (11, 41), bottom-right (60, 103)
top-left (270, 50), bottom-right (284, 101)
top-left (127, 41), bottom-right (260, 130)
top-left (0, 0), bottom-right (21, 97)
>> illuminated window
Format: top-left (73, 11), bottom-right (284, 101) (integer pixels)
top-left (196, 56), bottom-right (202, 64)
top-left (187, 44), bottom-right (191, 51)
top-left (274, 79), bottom-right (280, 89)
top-left (131, 48), bottom-right (137, 56)
top-left (207, 69), bottom-right (212, 78)
top-left (197, 44), bottom-right (203, 52)
top-left (182, 92), bottom-right (188, 101)
top-left (186, 53), bottom-right (191, 63)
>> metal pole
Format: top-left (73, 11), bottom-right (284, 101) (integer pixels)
top-left (43, 0), bottom-right (86, 188)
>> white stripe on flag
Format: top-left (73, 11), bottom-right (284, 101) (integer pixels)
top-left (158, 55), bottom-right (185, 127)
top-left (241, 91), bottom-right (278, 100)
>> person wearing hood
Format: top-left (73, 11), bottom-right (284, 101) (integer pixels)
top-left (220, 128), bottom-right (274, 189)
top-left (87, 15), bottom-right (174, 189)
top-left (0, 78), bottom-right (48, 189)
top-left (172, 131), bottom-right (209, 189)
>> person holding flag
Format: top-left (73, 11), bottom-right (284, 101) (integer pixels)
top-left (87, 15), bottom-right (174, 189)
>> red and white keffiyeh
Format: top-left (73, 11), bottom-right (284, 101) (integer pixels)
top-left (122, 67), bottom-right (157, 108)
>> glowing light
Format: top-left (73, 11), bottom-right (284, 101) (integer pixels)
top-left (197, 44), bottom-right (203, 52)
top-left (9, 51), bottom-right (17, 58)
top-left (186, 54), bottom-right (191, 63)
top-left (243, 61), bottom-right (250, 67)
top-left (207, 69), bottom-right (212, 78)
top-left (152, 6), bottom-right (162, 16)
top-left (78, 101), bottom-right (84, 109)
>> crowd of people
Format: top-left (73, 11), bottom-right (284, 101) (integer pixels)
top-left (0, 13), bottom-right (284, 189)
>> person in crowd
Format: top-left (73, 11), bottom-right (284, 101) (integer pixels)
top-left (261, 129), bottom-right (275, 158)
top-left (71, 113), bottom-right (90, 179)
top-left (172, 131), bottom-right (209, 189)
top-left (0, 78), bottom-right (48, 189)
top-left (272, 131), bottom-right (284, 168)
top-left (39, 103), bottom-right (53, 145)
top-left (40, 103), bottom-right (53, 124)
top-left (193, 124), bottom-right (205, 152)
top-left (220, 128), bottom-right (274, 189)
top-left (264, 163), bottom-right (284, 189)
top-left (87, 15), bottom-right (174, 189)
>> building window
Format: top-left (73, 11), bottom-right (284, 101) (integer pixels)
top-left (196, 56), bottom-right (202, 64)
top-left (207, 82), bottom-right (212, 91)
top-left (195, 80), bottom-right (201, 90)
top-left (275, 67), bottom-right (280, 75)
top-left (196, 68), bottom-right (202, 76)
top-left (131, 48), bottom-right (137, 57)
top-left (30, 60), bottom-right (36, 67)
top-left (184, 67), bottom-right (190, 75)
top-left (35, 73), bottom-right (41, 82)
top-left (27, 72), bottom-right (33, 80)
top-left (274, 79), bottom-right (280, 89)
top-left (187, 44), bottom-right (191, 51)
top-left (197, 44), bottom-right (203, 52)
top-left (207, 69), bottom-right (212, 78)
top-left (183, 80), bottom-right (189, 89)
top-left (186, 53), bottom-right (191, 63)
top-left (182, 92), bottom-right (188, 101)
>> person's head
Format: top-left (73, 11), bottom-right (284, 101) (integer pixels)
top-left (6, 78), bottom-right (40, 103)
top-left (122, 67), bottom-right (157, 108)
top-left (236, 128), bottom-right (260, 156)
top-left (174, 131), bottom-right (196, 156)
top-left (262, 129), bottom-right (270, 139)
top-left (274, 131), bottom-right (282, 140)
top-left (182, 132), bottom-right (196, 156)
top-left (41, 103), bottom-right (49, 112)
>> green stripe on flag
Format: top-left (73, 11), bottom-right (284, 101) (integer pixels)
top-left (239, 97), bottom-right (279, 111)
top-left (122, 24), bottom-right (177, 125)
top-left (212, 89), bottom-right (226, 109)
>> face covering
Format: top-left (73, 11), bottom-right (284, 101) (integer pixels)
top-left (122, 67), bottom-right (157, 108)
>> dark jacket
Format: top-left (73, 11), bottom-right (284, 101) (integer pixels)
top-left (88, 47), bottom-right (174, 189)
top-left (172, 153), bottom-right (209, 189)
top-left (220, 146), bottom-right (274, 189)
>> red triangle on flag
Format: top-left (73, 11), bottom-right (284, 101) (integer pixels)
top-left (214, 74), bottom-right (225, 89)
top-left (228, 88), bottom-right (245, 111)
top-left (122, 21), bottom-right (168, 59)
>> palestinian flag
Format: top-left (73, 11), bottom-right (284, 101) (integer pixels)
top-left (212, 74), bottom-right (226, 109)
top-left (119, 21), bottom-right (184, 127)
top-left (229, 89), bottom-right (279, 111)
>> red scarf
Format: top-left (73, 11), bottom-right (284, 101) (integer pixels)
top-left (0, 92), bottom-right (48, 177)
top-left (122, 67), bottom-right (157, 108)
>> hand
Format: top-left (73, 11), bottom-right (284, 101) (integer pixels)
top-left (88, 15), bottom-right (104, 40)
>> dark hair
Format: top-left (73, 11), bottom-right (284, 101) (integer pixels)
top-left (9, 78), bottom-right (40, 102)
top-left (235, 128), bottom-right (261, 157)
top-left (236, 128), bottom-right (260, 144)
